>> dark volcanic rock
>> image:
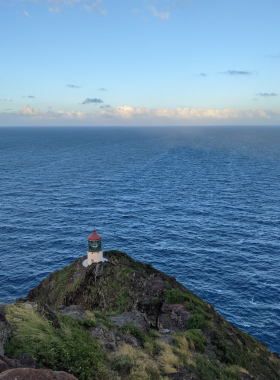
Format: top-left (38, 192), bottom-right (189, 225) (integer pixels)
top-left (159, 335), bottom-right (175, 345)
top-left (37, 303), bottom-right (61, 329)
top-left (0, 368), bottom-right (78, 380)
top-left (0, 354), bottom-right (39, 374)
top-left (57, 305), bottom-right (86, 320)
top-left (89, 326), bottom-right (141, 352)
top-left (239, 373), bottom-right (257, 380)
top-left (136, 296), bottom-right (162, 328)
top-left (0, 306), bottom-right (11, 356)
top-left (159, 303), bottom-right (191, 332)
top-left (168, 367), bottom-right (200, 379)
top-left (111, 311), bottom-right (149, 332)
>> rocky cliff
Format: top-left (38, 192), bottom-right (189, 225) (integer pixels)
top-left (1, 250), bottom-right (280, 380)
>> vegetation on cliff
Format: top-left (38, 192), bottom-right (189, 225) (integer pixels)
top-left (3, 250), bottom-right (280, 380)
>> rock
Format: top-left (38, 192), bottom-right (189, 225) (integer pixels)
top-left (57, 305), bottom-right (86, 320)
top-left (239, 373), bottom-right (256, 380)
top-left (136, 274), bottom-right (166, 328)
top-left (116, 332), bottom-right (141, 348)
top-left (0, 306), bottom-right (11, 356)
top-left (159, 328), bottom-right (172, 335)
top-left (159, 335), bottom-right (175, 345)
top-left (159, 303), bottom-right (191, 332)
top-left (168, 367), bottom-right (200, 379)
top-left (136, 296), bottom-right (162, 328)
top-left (0, 354), bottom-right (39, 374)
top-left (24, 303), bottom-right (33, 309)
top-left (37, 303), bottom-right (60, 329)
top-left (110, 311), bottom-right (149, 331)
top-left (0, 368), bottom-right (78, 380)
top-left (89, 327), bottom-right (141, 352)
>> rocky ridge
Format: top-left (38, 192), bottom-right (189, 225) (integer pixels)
top-left (1, 250), bottom-right (280, 380)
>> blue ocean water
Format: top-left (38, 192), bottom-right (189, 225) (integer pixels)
top-left (0, 126), bottom-right (280, 353)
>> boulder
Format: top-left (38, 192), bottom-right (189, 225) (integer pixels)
top-left (159, 303), bottom-right (191, 332)
top-left (57, 305), bottom-right (86, 320)
top-left (89, 326), bottom-right (141, 352)
top-left (0, 368), bottom-right (78, 380)
top-left (239, 373), bottom-right (256, 380)
top-left (0, 306), bottom-right (11, 356)
top-left (159, 335), bottom-right (175, 345)
top-left (0, 354), bottom-right (39, 374)
top-left (168, 367), bottom-right (200, 379)
top-left (136, 296), bottom-right (162, 328)
top-left (110, 311), bottom-right (149, 331)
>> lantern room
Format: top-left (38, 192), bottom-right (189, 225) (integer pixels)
top-left (87, 229), bottom-right (102, 251)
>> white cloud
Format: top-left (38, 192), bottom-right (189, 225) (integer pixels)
top-left (24, 10), bottom-right (31, 17)
top-left (46, 0), bottom-right (105, 13)
top-left (149, 5), bottom-right (170, 20)
top-left (3, 104), bottom-right (279, 127)
top-left (98, 105), bottom-right (274, 120)
top-left (15, 104), bottom-right (86, 118)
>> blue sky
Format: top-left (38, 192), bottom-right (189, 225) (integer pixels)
top-left (0, 0), bottom-right (279, 126)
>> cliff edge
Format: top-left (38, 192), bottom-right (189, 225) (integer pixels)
top-left (2, 251), bottom-right (280, 380)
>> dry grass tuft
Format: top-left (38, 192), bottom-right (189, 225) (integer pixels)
top-left (156, 341), bottom-right (180, 374)
top-left (113, 343), bottom-right (162, 380)
top-left (174, 335), bottom-right (196, 367)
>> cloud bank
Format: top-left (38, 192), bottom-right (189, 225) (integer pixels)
top-left (1, 104), bottom-right (280, 126)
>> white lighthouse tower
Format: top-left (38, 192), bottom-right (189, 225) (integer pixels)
top-left (86, 229), bottom-right (104, 264)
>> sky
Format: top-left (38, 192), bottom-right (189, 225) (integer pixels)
top-left (0, 0), bottom-right (279, 126)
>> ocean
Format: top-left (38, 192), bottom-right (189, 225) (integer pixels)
top-left (0, 126), bottom-right (279, 353)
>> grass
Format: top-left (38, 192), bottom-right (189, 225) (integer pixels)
top-left (112, 344), bottom-right (162, 380)
top-left (175, 329), bottom-right (207, 353)
top-left (52, 260), bottom-right (78, 304)
top-left (118, 267), bottom-right (135, 279)
top-left (149, 330), bottom-right (160, 339)
top-left (93, 310), bottom-right (115, 330)
top-left (4, 303), bottom-right (112, 380)
top-left (164, 289), bottom-right (210, 329)
top-left (118, 323), bottom-right (150, 345)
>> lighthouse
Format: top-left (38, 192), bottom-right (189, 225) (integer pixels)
top-left (86, 229), bottom-right (104, 264)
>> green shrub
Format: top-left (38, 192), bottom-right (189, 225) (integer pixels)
top-left (164, 289), bottom-right (187, 304)
top-left (186, 314), bottom-right (208, 330)
top-left (94, 311), bottom-right (115, 330)
top-left (117, 267), bottom-right (135, 279)
top-left (186, 329), bottom-right (207, 353)
top-left (119, 323), bottom-right (149, 344)
top-left (111, 354), bottom-right (133, 376)
top-left (77, 318), bottom-right (97, 329)
top-left (164, 289), bottom-right (209, 329)
top-left (52, 260), bottom-right (78, 301)
top-left (4, 304), bottom-right (110, 380)
top-left (149, 329), bottom-right (160, 339)
top-left (194, 357), bottom-right (240, 380)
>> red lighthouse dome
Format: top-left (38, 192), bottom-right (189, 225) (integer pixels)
top-left (87, 229), bottom-right (102, 241)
